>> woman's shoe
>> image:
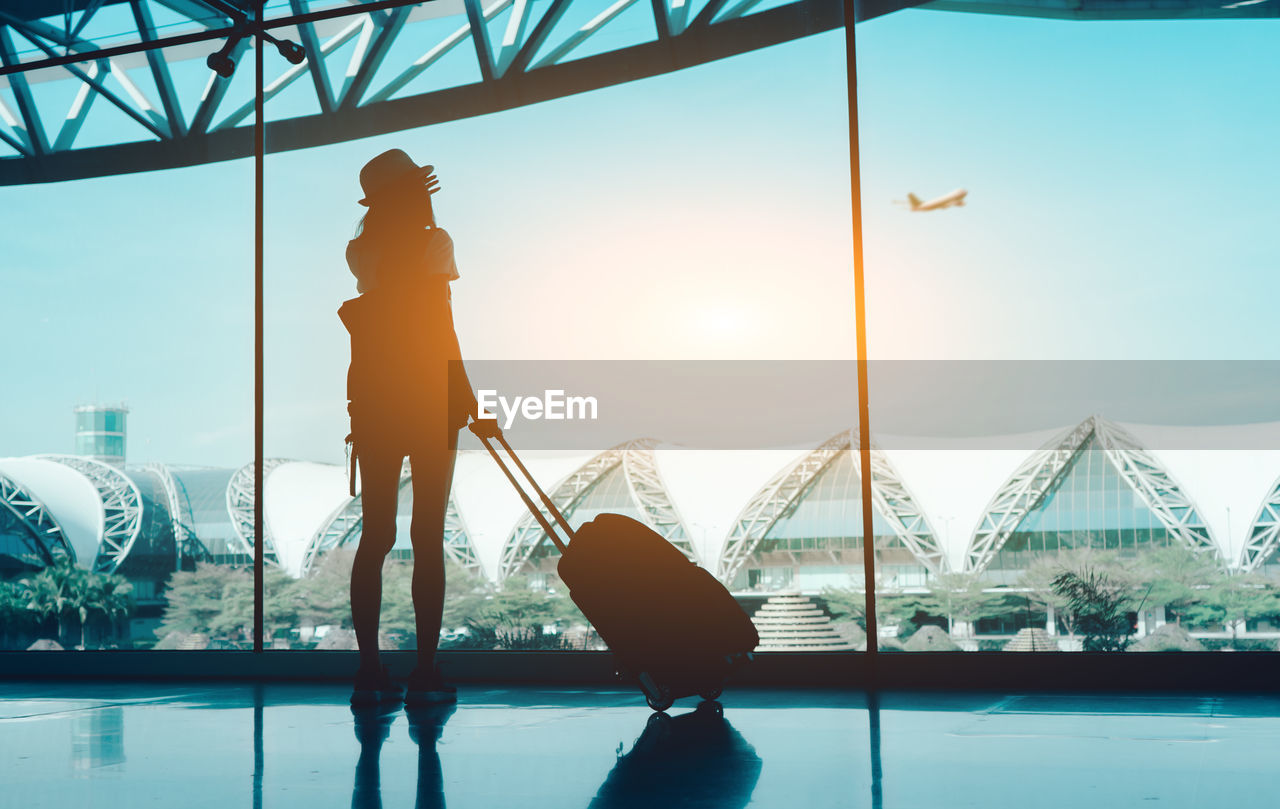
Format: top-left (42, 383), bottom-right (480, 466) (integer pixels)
top-left (404, 664), bottom-right (457, 706)
top-left (350, 663), bottom-right (404, 706)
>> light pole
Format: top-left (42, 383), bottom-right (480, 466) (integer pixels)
top-left (202, 1), bottom-right (305, 653)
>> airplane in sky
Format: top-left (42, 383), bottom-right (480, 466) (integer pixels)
top-left (904, 189), bottom-right (968, 211)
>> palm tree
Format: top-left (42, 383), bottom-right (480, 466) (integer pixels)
top-left (19, 562), bottom-right (82, 645)
top-left (16, 563), bottom-right (134, 649)
top-left (83, 574), bottom-right (134, 648)
top-left (0, 580), bottom-right (33, 648)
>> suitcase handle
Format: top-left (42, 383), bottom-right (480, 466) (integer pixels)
top-left (471, 425), bottom-right (575, 553)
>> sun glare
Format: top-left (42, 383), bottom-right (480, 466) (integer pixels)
top-left (695, 304), bottom-right (746, 339)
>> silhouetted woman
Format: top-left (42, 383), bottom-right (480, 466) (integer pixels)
top-left (338, 148), bottom-right (496, 706)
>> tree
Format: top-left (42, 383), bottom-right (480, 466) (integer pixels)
top-left (157, 563), bottom-right (250, 640)
top-left (440, 574), bottom-right (585, 649)
top-left (20, 562), bottom-right (79, 645)
top-left (81, 571), bottom-right (134, 648)
top-left (1051, 567), bottom-right (1134, 652)
top-left (288, 550), bottom-right (355, 630)
top-left (1131, 546), bottom-right (1221, 622)
top-left (876, 591), bottom-right (937, 639)
top-left (17, 562), bottom-right (134, 648)
top-left (819, 587), bottom-right (865, 627)
top-left (923, 572), bottom-right (1003, 637)
top-left (1020, 549), bottom-right (1139, 638)
top-left (157, 562), bottom-right (295, 645)
top-left (0, 579), bottom-right (35, 647)
top-left (379, 560), bottom-right (417, 643)
top-left (1183, 575), bottom-right (1280, 646)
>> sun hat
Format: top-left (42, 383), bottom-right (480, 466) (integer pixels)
top-left (358, 148), bottom-right (435, 206)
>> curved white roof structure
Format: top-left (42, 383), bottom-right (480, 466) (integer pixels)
top-left (0, 465), bottom-right (74, 569)
top-left (304, 458), bottom-right (481, 580)
top-left (652, 446), bottom-right (802, 566)
top-left (37, 455), bottom-right (143, 574)
top-left (0, 457), bottom-right (103, 569)
top-left (1243, 476), bottom-right (1280, 573)
top-left (1117, 422), bottom-right (1280, 568)
top-left (714, 430), bottom-right (946, 584)
top-left (951, 417), bottom-right (1279, 574)
top-left (876, 426), bottom-right (1065, 573)
top-left (9, 416), bottom-right (1280, 587)
top-left (491, 440), bottom-right (697, 581)
top-left (264, 462), bottom-right (350, 578)
top-left (226, 459), bottom-right (289, 567)
top-left (450, 450), bottom-right (594, 581)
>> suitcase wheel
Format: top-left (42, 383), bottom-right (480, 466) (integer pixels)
top-left (698, 683), bottom-right (723, 702)
top-left (645, 688), bottom-right (674, 712)
top-left (638, 672), bottom-right (673, 712)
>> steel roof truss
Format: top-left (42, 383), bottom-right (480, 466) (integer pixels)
top-left (130, 0), bottom-right (187, 137)
top-left (214, 14), bottom-right (365, 129)
top-left (1241, 484), bottom-right (1280, 572)
top-left (0, 25), bottom-right (49, 153)
top-left (0, 472), bottom-right (72, 566)
top-left (1094, 419), bottom-right (1218, 559)
top-left (339, 5), bottom-right (410, 107)
top-left (37, 455), bottom-right (143, 574)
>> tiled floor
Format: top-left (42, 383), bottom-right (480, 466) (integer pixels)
top-left (3, 682), bottom-right (1279, 808)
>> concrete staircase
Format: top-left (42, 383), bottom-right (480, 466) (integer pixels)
top-left (751, 594), bottom-right (856, 651)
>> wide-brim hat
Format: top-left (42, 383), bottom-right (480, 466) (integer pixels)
top-left (358, 148), bottom-right (434, 206)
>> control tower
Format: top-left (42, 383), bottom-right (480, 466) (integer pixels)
top-left (74, 404), bottom-right (129, 467)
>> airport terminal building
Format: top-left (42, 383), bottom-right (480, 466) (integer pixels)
top-left (5, 412), bottom-right (1280, 647)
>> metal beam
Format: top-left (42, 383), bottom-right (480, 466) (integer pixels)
top-left (188, 35), bottom-right (249, 136)
top-left (338, 6), bottom-right (411, 108)
top-left (51, 60), bottom-right (102, 151)
top-left (131, 0), bottom-right (187, 137)
top-left (507, 0), bottom-right (571, 74)
top-left (368, 0), bottom-right (511, 103)
top-left (213, 15), bottom-right (365, 130)
top-left (0, 26), bottom-right (49, 154)
top-left (531, 0), bottom-right (642, 70)
top-left (0, 0), bottom-right (845, 184)
top-left (3, 14), bottom-right (171, 139)
top-left (692, 0), bottom-right (730, 26)
top-left (495, 0), bottom-right (534, 76)
top-left (462, 0), bottom-right (497, 83)
top-left (289, 0), bottom-right (336, 113)
top-left (4, 0), bottom-right (1271, 184)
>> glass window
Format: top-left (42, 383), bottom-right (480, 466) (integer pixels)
top-left (862, 10), bottom-right (1280, 653)
top-left (0, 52), bottom-right (251, 651)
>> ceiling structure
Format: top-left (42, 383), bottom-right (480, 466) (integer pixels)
top-left (2, 0), bottom-right (1273, 185)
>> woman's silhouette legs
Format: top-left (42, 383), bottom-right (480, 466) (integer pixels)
top-left (351, 430), bottom-right (458, 674)
top-left (409, 434), bottom-right (457, 673)
top-left (352, 445), bottom-right (403, 672)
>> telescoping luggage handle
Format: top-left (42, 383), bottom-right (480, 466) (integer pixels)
top-left (469, 425), bottom-right (575, 553)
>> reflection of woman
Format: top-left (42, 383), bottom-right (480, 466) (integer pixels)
top-left (338, 149), bottom-right (497, 706)
top-left (350, 705), bottom-right (396, 809)
top-left (407, 703), bottom-right (456, 809)
top-left (349, 703), bottom-right (455, 809)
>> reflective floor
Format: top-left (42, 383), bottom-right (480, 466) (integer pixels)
top-left (4, 682), bottom-right (1280, 808)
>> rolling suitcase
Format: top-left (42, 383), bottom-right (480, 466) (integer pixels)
top-left (473, 428), bottom-right (759, 710)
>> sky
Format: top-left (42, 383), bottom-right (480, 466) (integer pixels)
top-left (2, 7), bottom-right (1279, 467)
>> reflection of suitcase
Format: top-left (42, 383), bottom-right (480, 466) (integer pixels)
top-left (474, 429), bottom-right (758, 710)
top-left (589, 701), bottom-right (762, 808)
